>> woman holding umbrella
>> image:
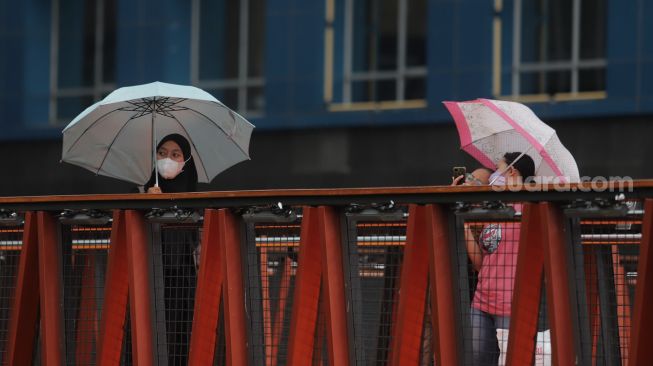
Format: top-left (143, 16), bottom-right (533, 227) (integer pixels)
top-left (144, 133), bottom-right (199, 363)
top-left (461, 153), bottom-right (536, 365)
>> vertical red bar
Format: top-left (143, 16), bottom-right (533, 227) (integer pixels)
top-left (584, 251), bottom-right (600, 365)
top-left (390, 205), bottom-right (429, 366)
top-left (260, 247), bottom-right (273, 366)
top-left (540, 202), bottom-right (576, 365)
top-left (5, 212), bottom-right (40, 366)
top-left (37, 211), bottom-right (64, 366)
top-left (318, 206), bottom-right (350, 366)
top-left (125, 210), bottom-right (154, 366)
top-left (219, 209), bottom-right (248, 366)
top-left (426, 204), bottom-right (461, 366)
top-left (98, 210), bottom-right (129, 366)
top-left (188, 209), bottom-right (224, 365)
top-left (611, 246), bottom-right (630, 364)
top-left (629, 199), bottom-right (653, 365)
top-left (287, 207), bottom-right (322, 365)
top-left (506, 203), bottom-right (544, 366)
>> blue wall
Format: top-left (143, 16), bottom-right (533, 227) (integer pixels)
top-left (0, 0), bottom-right (651, 141)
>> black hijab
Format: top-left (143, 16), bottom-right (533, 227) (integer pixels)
top-left (144, 134), bottom-right (198, 193)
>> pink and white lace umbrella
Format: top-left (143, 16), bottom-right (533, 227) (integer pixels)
top-left (443, 98), bottom-right (580, 183)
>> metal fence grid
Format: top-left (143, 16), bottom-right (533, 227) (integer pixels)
top-left (151, 223), bottom-right (201, 366)
top-left (245, 221), bottom-right (300, 366)
top-left (61, 224), bottom-right (111, 365)
top-left (571, 208), bottom-right (641, 366)
top-left (212, 302), bottom-right (226, 366)
top-left (312, 290), bottom-right (329, 366)
top-left (0, 226), bottom-right (22, 364)
top-left (420, 286), bottom-right (434, 366)
top-left (454, 203), bottom-right (524, 366)
top-left (344, 212), bottom-right (406, 366)
top-left (121, 308), bottom-right (132, 366)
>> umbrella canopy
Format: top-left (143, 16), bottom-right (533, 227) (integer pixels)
top-left (443, 98), bottom-right (580, 183)
top-left (62, 81), bottom-right (254, 185)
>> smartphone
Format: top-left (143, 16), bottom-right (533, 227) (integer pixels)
top-left (452, 166), bottom-right (467, 184)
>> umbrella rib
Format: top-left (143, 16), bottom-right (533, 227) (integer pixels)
top-left (469, 130), bottom-right (554, 153)
top-left (95, 114), bottom-right (143, 176)
top-left (64, 108), bottom-right (125, 155)
top-left (182, 106), bottom-right (251, 158)
top-left (168, 113), bottom-right (211, 182)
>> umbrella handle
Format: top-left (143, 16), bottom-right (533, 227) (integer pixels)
top-left (153, 110), bottom-right (159, 187)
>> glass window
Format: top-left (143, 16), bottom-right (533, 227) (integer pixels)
top-left (51, 0), bottom-right (116, 124)
top-left (330, 0), bottom-right (427, 105)
top-left (504, 0), bottom-right (606, 97)
top-left (192, 0), bottom-right (265, 116)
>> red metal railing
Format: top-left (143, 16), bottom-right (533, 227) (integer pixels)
top-left (0, 184), bottom-right (650, 365)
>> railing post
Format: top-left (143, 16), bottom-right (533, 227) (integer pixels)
top-left (188, 209), bottom-right (225, 365)
top-left (219, 209), bottom-right (248, 366)
top-left (630, 198), bottom-right (653, 365)
top-left (390, 204), bottom-right (429, 366)
top-left (37, 211), bottom-right (65, 366)
top-left (541, 202), bottom-right (576, 366)
top-left (5, 212), bottom-right (40, 366)
top-left (318, 206), bottom-right (350, 366)
top-left (287, 207), bottom-right (322, 365)
top-left (506, 203), bottom-right (544, 366)
top-left (125, 210), bottom-right (155, 366)
top-left (426, 204), bottom-right (462, 366)
top-left (98, 210), bottom-right (129, 366)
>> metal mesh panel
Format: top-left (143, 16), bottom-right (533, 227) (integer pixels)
top-left (455, 203), bottom-right (523, 366)
top-left (61, 224), bottom-right (110, 365)
top-left (246, 222), bottom-right (300, 366)
top-left (151, 224), bottom-right (200, 365)
top-left (0, 226), bottom-right (22, 364)
top-left (420, 286), bottom-right (434, 366)
top-left (312, 288), bottom-right (329, 366)
top-left (121, 309), bottom-right (132, 366)
top-left (571, 211), bottom-right (641, 366)
top-left (213, 302), bottom-right (226, 366)
top-left (345, 214), bottom-right (406, 366)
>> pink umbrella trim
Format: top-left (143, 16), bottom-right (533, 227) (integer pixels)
top-left (478, 99), bottom-right (568, 183)
top-left (443, 101), bottom-right (497, 169)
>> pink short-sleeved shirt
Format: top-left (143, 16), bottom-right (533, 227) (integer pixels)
top-left (471, 221), bottom-right (521, 316)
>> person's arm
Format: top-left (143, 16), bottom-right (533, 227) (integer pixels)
top-left (464, 223), bottom-right (483, 271)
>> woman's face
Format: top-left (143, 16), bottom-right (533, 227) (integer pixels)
top-left (157, 140), bottom-right (184, 163)
top-left (496, 158), bottom-right (509, 172)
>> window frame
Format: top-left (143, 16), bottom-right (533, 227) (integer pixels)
top-left (493, 0), bottom-right (607, 102)
top-left (190, 0), bottom-right (265, 117)
top-left (49, 0), bottom-right (116, 125)
top-left (325, 0), bottom-right (428, 111)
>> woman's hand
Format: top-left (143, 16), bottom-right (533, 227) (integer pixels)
top-left (451, 175), bottom-right (465, 186)
top-left (147, 186), bottom-right (162, 194)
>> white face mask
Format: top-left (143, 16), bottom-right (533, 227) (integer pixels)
top-left (489, 170), bottom-right (507, 185)
top-left (157, 158), bottom-right (185, 179)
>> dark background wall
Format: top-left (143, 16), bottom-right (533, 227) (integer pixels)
top-left (4, 114), bottom-right (651, 196)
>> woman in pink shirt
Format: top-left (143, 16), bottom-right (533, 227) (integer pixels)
top-left (465, 152), bottom-right (535, 365)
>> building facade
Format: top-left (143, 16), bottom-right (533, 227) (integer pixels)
top-left (0, 0), bottom-right (651, 195)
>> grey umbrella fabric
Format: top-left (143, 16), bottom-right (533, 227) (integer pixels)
top-left (62, 81), bottom-right (254, 185)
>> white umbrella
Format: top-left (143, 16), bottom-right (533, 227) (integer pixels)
top-left (443, 98), bottom-right (580, 183)
top-left (62, 81), bottom-right (254, 185)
